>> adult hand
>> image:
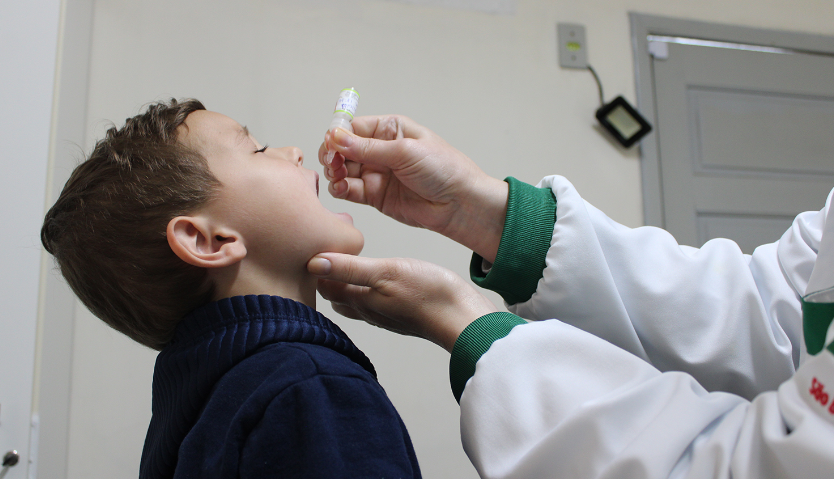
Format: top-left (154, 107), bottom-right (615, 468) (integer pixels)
top-left (319, 115), bottom-right (508, 263)
top-left (307, 253), bottom-right (498, 352)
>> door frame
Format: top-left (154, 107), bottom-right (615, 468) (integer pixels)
top-left (36, 1), bottom-right (95, 478)
top-left (629, 13), bottom-right (834, 228)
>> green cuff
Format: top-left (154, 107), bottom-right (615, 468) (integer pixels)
top-left (470, 177), bottom-right (557, 305)
top-left (449, 312), bottom-right (526, 403)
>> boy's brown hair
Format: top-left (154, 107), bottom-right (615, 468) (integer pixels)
top-left (41, 99), bottom-right (221, 350)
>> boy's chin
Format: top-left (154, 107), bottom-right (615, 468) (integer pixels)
top-left (345, 235), bottom-right (364, 256)
top-left (343, 228), bottom-right (364, 255)
top-left (354, 231), bottom-right (364, 253)
top-left (324, 232), bottom-right (364, 257)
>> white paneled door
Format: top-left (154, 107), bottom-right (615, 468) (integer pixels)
top-left (653, 39), bottom-right (834, 252)
top-left (632, 15), bottom-right (834, 253)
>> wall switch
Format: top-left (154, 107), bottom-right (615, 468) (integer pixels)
top-left (558, 23), bottom-right (587, 69)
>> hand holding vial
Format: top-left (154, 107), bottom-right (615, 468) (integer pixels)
top-left (319, 109), bottom-right (508, 263)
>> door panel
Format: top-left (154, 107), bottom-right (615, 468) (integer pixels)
top-left (697, 213), bottom-right (796, 254)
top-left (691, 88), bottom-right (834, 175)
top-left (650, 40), bottom-right (834, 252)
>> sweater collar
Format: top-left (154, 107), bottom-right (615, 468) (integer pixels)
top-left (165, 295), bottom-right (376, 378)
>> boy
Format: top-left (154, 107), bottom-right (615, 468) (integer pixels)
top-left (41, 99), bottom-right (421, 478)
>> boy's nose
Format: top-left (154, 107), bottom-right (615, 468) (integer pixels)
top-left (290, 147), bottom-right (303, 165)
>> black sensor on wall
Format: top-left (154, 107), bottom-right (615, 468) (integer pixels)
top-left (595, 96), bottom-right (652, 148)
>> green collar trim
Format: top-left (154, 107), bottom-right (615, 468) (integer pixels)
top-left (801, 296), bottom-right (834, 356)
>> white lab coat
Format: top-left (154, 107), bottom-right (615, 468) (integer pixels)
top-left (459, 175), bottom-right (834, 478)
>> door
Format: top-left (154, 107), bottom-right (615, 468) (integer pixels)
top-left (631, 15), bottom-right (834, 253)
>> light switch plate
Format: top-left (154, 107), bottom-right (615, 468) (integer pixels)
top-left (558, 23), bottom-right (587, 69)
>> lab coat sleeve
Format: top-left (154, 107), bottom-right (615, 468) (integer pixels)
top-left (472, 175), bottom-right (830, 399)
top-left (454, 315), bottom-right (834, 479)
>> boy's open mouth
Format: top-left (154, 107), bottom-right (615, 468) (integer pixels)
top-left (314, 172), bottom-right (320, 197)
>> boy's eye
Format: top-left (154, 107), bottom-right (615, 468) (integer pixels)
top-left (255, 144), bottom-right (269, 153)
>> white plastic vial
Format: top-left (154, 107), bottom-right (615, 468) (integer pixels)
top-left (329, 87), bottom-right (360, 133)
top-left (326, 88), bottom-right (360, 163)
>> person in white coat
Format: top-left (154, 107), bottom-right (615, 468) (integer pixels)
top-left (306, 115), bottom-right (834, 478)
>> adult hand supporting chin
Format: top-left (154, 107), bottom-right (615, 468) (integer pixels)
top-left (318, 115), bottom-right (509, 263)
top-left (307, 253), bottom-right (498, 353)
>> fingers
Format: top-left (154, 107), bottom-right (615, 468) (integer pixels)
top-left (327, 179), bottom-right (348, 199)
top-left (320, 132), bottom-right (346, 168)
top-left (326, 164), bottom-right (391, 205)
top-left (322, 156), bottom-right (361, 184)
top-left (310, 255), bottom-right (380, 315)
top-left (343, 159), bottom-right (363, 178)
top-left (317, 115), bottom-right (434, 212)
top-left (319, 137), bottom-right (362, 201)
top-left (327, 176), bottom-right (369, 202)
top-left (329, 125), bottom-right (425, 172)
top-left (331, 301), bottom-right (363, 321)
top-left (308, 253), bottom-right (497, 352)
top-left (307, 253), bottom-right (386, 288)
top-left (315, 278), bottom-right (370, 315)
top-left (311, 256), bottom-right (403, 333)
top-left (320, 116), bottom-right (411, 168)
top-left (350, 115), bottom-right (428, 141)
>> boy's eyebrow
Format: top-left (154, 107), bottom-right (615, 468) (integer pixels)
top-left (237, 125), bottom-right (251, 144)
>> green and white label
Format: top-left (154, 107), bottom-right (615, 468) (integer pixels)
top-left (333, 88), bottom-right (359, 119)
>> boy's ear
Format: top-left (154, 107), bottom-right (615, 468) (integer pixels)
top-left (166, 215), bottom-right (247, 268)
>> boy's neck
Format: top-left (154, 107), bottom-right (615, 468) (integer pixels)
top-left (210, 262), bottom-right (317, 308)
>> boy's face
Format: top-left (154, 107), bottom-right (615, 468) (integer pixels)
top-left (179, 110), bottom-right (364, 269)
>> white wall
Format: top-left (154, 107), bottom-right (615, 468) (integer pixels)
top-left (53, 0), bottom-right (834, 478)
top-left (0, 2), bottom-right (60, 479)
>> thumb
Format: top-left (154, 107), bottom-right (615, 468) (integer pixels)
top-left (307, 253), bottom-right (382, 288)
top-left (330, 127), bottom-right (412, 170)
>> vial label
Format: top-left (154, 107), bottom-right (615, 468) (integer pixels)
top-left (333, 89), bottom-right (359, 119)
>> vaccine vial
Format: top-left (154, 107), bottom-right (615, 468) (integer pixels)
top-left (326, 88), bottom-right (359, 164)
top-left (329, 87), bottom-right (360, 132)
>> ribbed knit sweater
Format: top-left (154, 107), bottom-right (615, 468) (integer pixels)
top-left (139, 295), bottom-right (421, 478)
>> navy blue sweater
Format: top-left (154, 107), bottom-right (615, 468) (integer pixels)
top-left (139, 295), bottom-right (421, 478)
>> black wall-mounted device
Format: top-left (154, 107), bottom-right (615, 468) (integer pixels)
top-left (595, 96), bottom-right (652, 148)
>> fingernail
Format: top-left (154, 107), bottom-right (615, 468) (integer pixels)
top-left (330, 179), bottom-right (347, 198)
top-left (307, 256), bottom-right (332, 276)
top-left (333, 128), bottom-right (353, 147)
top-left (324, 150), bottom-right (335, 166)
